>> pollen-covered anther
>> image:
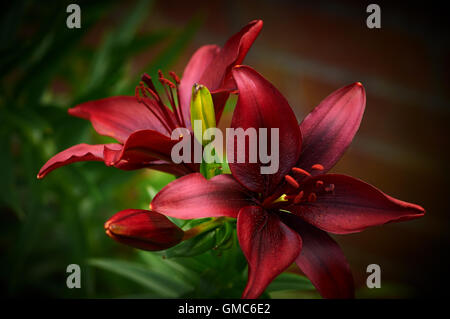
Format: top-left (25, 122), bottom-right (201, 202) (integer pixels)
top-left (159, 77), bottom-right (176, 89)
top-left (284, 175), bottom-right (299, 188)
top-left (293, 191), bottom-right (304, 204)
top-left (311, 164), bottom-right (324, 171)
top-left (135, 86), bottom-right (141, 102)
top-left (308, 192), bottom-right (317, 202)
top-left (325, 184), bottom-right (335, 192)
top-left (292, 167), bottom-right (311, 177)
top-left (169, 71), bottom-right (180, 84)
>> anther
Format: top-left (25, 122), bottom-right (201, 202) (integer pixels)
top-left (308, 193), bottom-right (317, 202)
top-left (293, 191), bottom-right (304, 204)
top-left (159, 77), bottom-right (176, 88)
top-left (292, 167), bottom-right (311, 177)
top-left (169, 71), bottom-right (180, 84)
top-left (325, 184), bottom-right (335, 192)
top-left (315, 180), bottom-right (324, 188)
top-left (135, 87), bottom-right (141, 102)
top-left (311, 164), bottom-right (324, 171)
top-left (284, 175), bottom-right (299, 189)
top-left (141, 73), bottom-right (157, 93)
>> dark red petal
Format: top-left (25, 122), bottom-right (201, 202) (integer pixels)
top-left (228, 66), bottom-right (301, 194)
top-left (151, 173), bottom-right (253, 219)
top-left (289, 174), bottom-right (425, 234)
top-left (237, 206), bottom-right (302, 299)
top-left (211, 89), bottom-right (231, 124)
top-left (178, 45), bottom-right (221, 128)
top-left (104, 209), bottom-right (184, 251)
top-left (200, 20), bottom-right (263, 91)
top-left (178, 20), bottom-right (263, 128)
top-left (297, 83), bottom-right (366, 175)
top-left (103, 129), bottom-right (179, 166)
top-left (278, 212), bottom-right (354, 299)
top-left (113, 159), bottom-right (193, 177)
top-left (69, 96), bottom-right (170, 143)
top-left (37, 143), bottom-right (121, 179)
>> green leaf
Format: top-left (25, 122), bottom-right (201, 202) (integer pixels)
top-left (163, 230), bottom-right (217, 258)
top-left (114, 0), bottom-right (153, 45)
top-left (88, 258), bottom-right (191, 297)
top-left (266, 272), bottom-right (315, 292)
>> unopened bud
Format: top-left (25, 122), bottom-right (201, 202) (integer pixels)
top-left (104, 209), bottom-right (184, 251)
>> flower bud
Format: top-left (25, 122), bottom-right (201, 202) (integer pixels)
top-left (190, 83), bottom-right (216, 145)
top-left (104, 209), bottom-right (184, 251)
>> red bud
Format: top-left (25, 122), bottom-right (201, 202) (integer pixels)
top-left (104, 209), bottom-right (184, 251)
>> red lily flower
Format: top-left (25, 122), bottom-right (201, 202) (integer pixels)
top-left (37, 20), bottom-right (263, 179)
top-left (150, 66), bottom-right (425, 299)
top-left (104, 209), bottom-right (184, 251)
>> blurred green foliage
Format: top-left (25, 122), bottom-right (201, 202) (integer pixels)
top-left (0, 0), bottom-right (315, 298)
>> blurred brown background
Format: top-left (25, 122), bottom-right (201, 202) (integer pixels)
top-left (147, 0), bottom-right (449, 297)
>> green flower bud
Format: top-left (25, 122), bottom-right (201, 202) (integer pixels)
top-left (190, 83), bottom-right (216, 145)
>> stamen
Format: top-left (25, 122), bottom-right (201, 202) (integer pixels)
top-left (135, 82), bottom-right (173, 134)
top-left (138, 82), bottom-right (148, 97)
top-left (292, 167), bottom-right (311, 177)
top-left (325, 184), bottom-right (335, 192)
top-left (284, 175), bottom-right (299, 188)
top-left (293, 191), bottom-right (304, 204)
top-left (169, 71), bottom-right (180, 84)
top-left (169, 71), bottom-right (185, 127)
top-left (157, 70), bottom-right (183, 127)
top-left (308, 193), bottom-right (317, 202)
top-left (141, 73), bottom-right (159, 96)
top-left (315, 180), bottom-right (324, 188)
top-left (311, 164), bottom-right (324, 171)
top-left (138, 98), bottom-right (172, 134)
top-left (140, 71), bottom-right (185, 128)
top-left (159, 77), bottom-right (176, 89)
top-left (143, 87), bottom-right (160, 101)
top-left (135, 86), bottom-right (141, 102)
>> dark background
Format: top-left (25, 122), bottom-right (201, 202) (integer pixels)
top-left (1, 0), bottom-right (449, 298)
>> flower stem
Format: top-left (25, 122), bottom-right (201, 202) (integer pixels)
top-left (182, 217), bottom-right (226, 241)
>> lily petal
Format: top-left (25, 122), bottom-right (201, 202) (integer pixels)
top-left (179, 45), bottom-right (221, 127)
top-left (103, 129), bottom-right (180, 166)
top-left (200, 19), bottom-right (263, 91)
top-left (151, 173), bottom-right (253, 219)
top-left (124, 159), bottom-right (193, 177)
top-left (69, 96), bottom-right (171, 143)
top-left (37, 143), bottom-right (120, 179)
top-left (289, 174), bottom-right (425, 234)
top-left (278, 212), bottom-right (354, 299)
top-left (179, 20), bottom-right (263, 127)
top-left (228, 65), bottom-right (301, 195)
top-left (238, 206), bottom-right (302, 299)
top-left (297, 82), bottom-right (366, 175)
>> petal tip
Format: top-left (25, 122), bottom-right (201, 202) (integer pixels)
top-left (67, 106), bottom-right (81, 116)
top-left (252, 19), bottom-right (263, 27)
top-left (350, 82), bottom-right (365, 95)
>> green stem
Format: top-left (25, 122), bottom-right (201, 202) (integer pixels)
top-left (182, 217), bottom-right (226, 241)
